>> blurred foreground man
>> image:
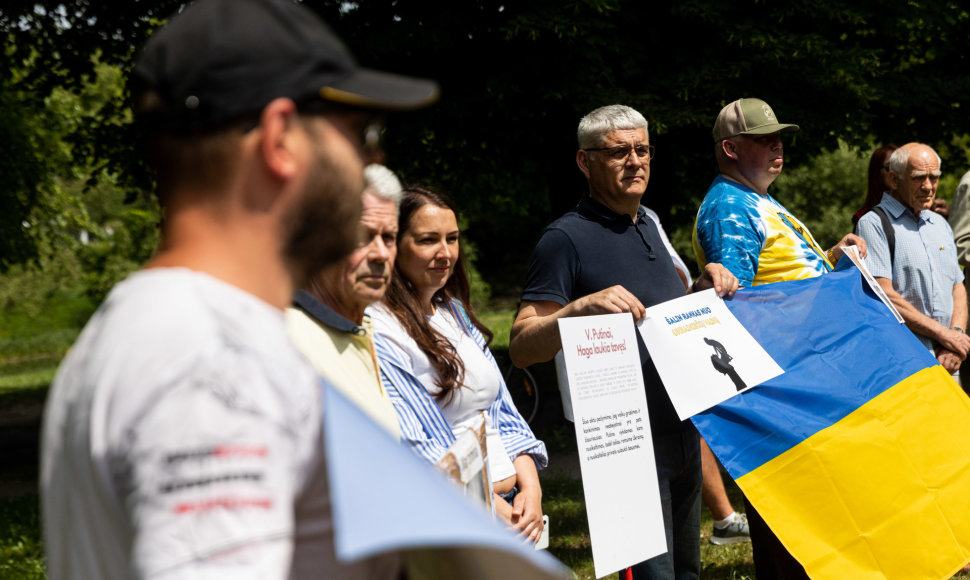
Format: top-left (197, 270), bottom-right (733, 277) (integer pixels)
top-left (510, 104), bottom-right (737, 579)
top-left (857, 143), bottom-right (969, 373)
top-left (40, 1), bottom-right (436, 578)
top-left (287, 164), bottom-right (404, 437)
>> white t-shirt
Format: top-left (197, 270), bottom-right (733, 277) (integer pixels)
top-left (41, 269), bottom-right (399, 580)
top-left (371, 304), bottom-right (516, 482)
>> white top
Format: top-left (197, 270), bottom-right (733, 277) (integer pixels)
top-left (643, 205), bottom-right (691, 284)
top-left (41, 269), bottom-right (399, 580)
top-left (370, 304), bottom-right (516, 481)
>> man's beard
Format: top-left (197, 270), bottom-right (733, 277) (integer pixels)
top-left (283, 139), bottom-right (364, 288)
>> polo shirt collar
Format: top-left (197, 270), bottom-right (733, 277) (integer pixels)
top-left (879, 191), bottom-right (935, 223)
top-left (293, 290), bottom-right (367, 336)
top-left (578, 195), bottom-right (645, 224)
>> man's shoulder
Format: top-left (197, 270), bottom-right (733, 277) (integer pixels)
top-left (542, 205), bottom-right (587, 232)
top-left (286, 307), bottom-right (346, 370)
top-left (56, 269), bottom-right (315, 423)
top-left (696, 177), bottom-right (765, 233)
top-left (102, 269), bottom-right (289, 352)
top-left (700, 177), bottom-right (760, 213)
top-left (856, 207), bottom-right (885, 229)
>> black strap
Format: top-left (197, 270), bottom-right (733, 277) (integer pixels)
top-left (855, 206), bottom-right (894, 267)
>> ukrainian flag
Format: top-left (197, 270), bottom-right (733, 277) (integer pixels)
top-left (693, 264), bottom-right (970, 579)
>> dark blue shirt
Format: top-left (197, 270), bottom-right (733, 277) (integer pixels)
top-left (521, 196), bottom-right (690, 435)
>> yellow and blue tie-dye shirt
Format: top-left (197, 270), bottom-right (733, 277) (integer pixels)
top-left (692, 175), bottom-right (832, 287)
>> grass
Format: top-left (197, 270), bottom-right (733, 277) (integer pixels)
top-left (479, 306), bottom-right (516, 350)
top-left (0, 364), bottom-right (56, 412)
top-left (0, 496), bottom-right (44, 580)
top-left (540, 459), bottom-right (755, 579)
top-left (0, 327), bottom-right (74, 412)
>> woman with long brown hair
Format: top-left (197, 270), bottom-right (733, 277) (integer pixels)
top-left (853, 144), bottom-right (898, 227)
top-left (368, 186), bottom-right (547, 542)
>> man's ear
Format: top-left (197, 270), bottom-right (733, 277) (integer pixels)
top-left (886, 169), bottom-right (900, 192)
top-left (576, 149), bottom-right (591, 179)
top-left (257, 98), bottom-right (302, 180)
top-left (721, 139), bottom-right (738, 161)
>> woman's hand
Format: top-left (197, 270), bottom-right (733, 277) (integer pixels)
top-left (509, 454), bottom-right (543, 543)
top-left (510, 485), bottom-right (543, 543)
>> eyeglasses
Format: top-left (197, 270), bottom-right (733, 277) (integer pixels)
top-left (584, 144), bottom-right (655, 163)
top-left (360, 120), bottom-right (383, 156)
top-left (294, 98), bottom-right (384, 157)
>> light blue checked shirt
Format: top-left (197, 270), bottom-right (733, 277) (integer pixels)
top-left (857, 192), bottom-right (964, 351)
top-left (368, 300), bottom-right (547, 471)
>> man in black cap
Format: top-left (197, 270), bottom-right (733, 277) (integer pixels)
top-left (40, 1), bottom-right (436, 578)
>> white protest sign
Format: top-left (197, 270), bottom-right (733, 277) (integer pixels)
top-left (558, 313), bottom-right (665, 578)
top-left (637, 289), bottom-right (783, 420)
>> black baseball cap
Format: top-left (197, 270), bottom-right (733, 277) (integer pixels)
top-left (131, 0), bottom-right (439, 132)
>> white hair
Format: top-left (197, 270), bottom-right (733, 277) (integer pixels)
top-left (887, 144), bottom-right (942, 176)
top-left (577, 105), bottom-right (649, 149)
top-left (362, 164), bottom-right (403, 208)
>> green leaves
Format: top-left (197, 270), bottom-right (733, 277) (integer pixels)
top-left (5, 0), bottom-right (970, 293)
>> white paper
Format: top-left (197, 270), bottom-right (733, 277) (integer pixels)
top-left (843, 244), bottom-right (905, 323)
top-left (637, 289), bottom-right (784, 420)
top-left (434, 414), bottom-right (493, 515)
top-left (558, 313), bottom-right (665, 578)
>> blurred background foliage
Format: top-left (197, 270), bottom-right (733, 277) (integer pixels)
top-left (3, 0), bottom-right (970, 337)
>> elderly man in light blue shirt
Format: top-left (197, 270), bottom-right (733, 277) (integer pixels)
top-left (857, 142), bottom-right (970, 374)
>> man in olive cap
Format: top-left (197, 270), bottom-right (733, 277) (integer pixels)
top-left (693, 97), bottom-right (865, 288)
top-left (692, 98), bottom-right (865, 579)
top-left (40, 1), bottom-right (437, 578)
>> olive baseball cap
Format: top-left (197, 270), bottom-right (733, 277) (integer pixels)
top-left (131, 0), bottom-right (439, 132)
top-left (712, 98), bottom-right (799, 142)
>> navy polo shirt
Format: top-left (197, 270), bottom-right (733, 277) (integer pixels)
top-left (521, 196), bottom-right (690, 436)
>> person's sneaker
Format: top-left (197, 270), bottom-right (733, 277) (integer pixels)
top-left (709, 513), bottom-right (751, 545)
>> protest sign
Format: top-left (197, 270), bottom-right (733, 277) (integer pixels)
top-left (637, 288), bottom-right (783, 420)
top-left (557, 313), bottom-right (665, 578)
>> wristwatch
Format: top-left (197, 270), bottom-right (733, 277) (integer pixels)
top-left (951, 326), bottom-right (965, 334)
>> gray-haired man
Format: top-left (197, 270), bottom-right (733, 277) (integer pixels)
top-left (857, 143), bottom-right (969, 372)
top-left (510, 104), bottom-right (737, 579)
top-left (287, 164), bottom-right (404, 437)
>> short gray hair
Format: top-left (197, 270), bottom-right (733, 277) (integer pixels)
top-left (362, 164), bottom-right (403, 208)
top-left (577, 105), bottom-right (649, 149)
top-left (887, 144), bottom-right (942, 176)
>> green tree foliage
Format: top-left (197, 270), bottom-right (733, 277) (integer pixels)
top-left (771, 141), bottom-right (868, 251)
top-left (0, 58), bottom-right (160, 333)
top-left (310, 0), bottom-right (970, 287)
top-left (4, 0), bottom-right (970, 292)
top-left (0, 84), bottom-right (46, 269)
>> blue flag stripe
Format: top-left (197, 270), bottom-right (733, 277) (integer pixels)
top-left (692, 266), bottom-right (937, 479)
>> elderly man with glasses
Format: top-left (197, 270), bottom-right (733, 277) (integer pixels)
top-left (509, 104), bottom-right (737, 579)
top-left (858, 143), bottom-right (969, 374)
